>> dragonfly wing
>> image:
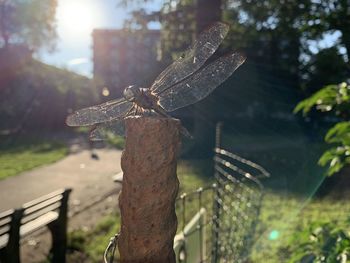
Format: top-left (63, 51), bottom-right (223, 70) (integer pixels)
top-left (66, 98), bottom-right (132, 126)
top-left (158, 53), bottom-right (246, 112)
top-left (150, 22), bottom-right (229, 94)
top-left (90, 120), bottom-right (125, 141)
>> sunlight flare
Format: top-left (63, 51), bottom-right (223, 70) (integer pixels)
top-left (57, 0), bottom-right (100, 38)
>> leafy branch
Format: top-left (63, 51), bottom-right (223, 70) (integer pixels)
top-left (294, 81), bottom-right (350, 175)
top-left (282, 222), bottom-right (350, 262)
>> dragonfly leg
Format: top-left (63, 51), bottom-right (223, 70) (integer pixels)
top-left (122, 105), bottom-right (135, 118)
top-left (153, 104), bottom-right (171, 118)
top-left (135, 105), bottom-right (142, 116)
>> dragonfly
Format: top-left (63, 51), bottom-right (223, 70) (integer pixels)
top-left (66, 22), bottom-right (246, 140)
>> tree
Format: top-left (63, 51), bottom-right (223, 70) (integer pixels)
top-left (118, 0), bottom-right (307, 152)
top-left (118, 0), bottom-right (219, 60)
top-left (118, 0), bottom-right (349, 86)
top-left (119, 1), bottom-right (349, 151)
top-left (300, 0), bottom-right (350, 69)
top-left (224, 0), bottom-right (305, 78)
top-left (0, 0), bottom-right (57, 51)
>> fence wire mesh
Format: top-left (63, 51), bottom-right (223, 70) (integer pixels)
top-left (175, 123), bottom-right (269, 263)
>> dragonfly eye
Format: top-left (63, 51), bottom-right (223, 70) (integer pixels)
top-left (123, 86), bottom-right (136, 102)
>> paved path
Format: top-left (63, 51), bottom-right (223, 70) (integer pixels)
top-left (0, 147), bottom-right (122, 212)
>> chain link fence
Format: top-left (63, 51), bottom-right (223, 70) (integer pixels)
top-left (174, 123), bottom-right (269, 263)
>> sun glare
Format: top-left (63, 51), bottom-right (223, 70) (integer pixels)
top-left (57, 0), bottom-right (100, 38)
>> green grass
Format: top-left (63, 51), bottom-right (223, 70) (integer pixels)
top-left (0, 139), bottom-right (68, 180)
top-left (105, 135), bottom-right (125, 150)
top-left (72, 125), bottom-right (126, 150)
top-left (251, 191), bottom-right (350, 262)
top-left (66, 157), bottom-right (350, 263)
top-left (67, 160), bottom-right (211, 262)
top-left (68, 212), bottom-right (121, 262)
top-left (177, 159), bottom-right (213, 192)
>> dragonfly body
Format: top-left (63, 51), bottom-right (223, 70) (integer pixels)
top-left (66, 22), bottom-right (246, 140)
top-left (123, 86), bottom-right (169, 118)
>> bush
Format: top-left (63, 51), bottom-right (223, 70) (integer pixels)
top-left (294, 81), bottom-right (350, 176)
top-left (0, 50), bottom-right (99, 131)
top-left (280, 221), bottom-right (350, 262)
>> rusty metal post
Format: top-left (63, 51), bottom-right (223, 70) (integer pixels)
top-left (118, 117), bottom-right (181, 263)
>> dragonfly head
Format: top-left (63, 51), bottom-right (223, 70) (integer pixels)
top-left (123, 85), bottom-right (140, 102)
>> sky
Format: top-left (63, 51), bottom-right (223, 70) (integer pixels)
top-left (35, 0), bottom-right (162, 78)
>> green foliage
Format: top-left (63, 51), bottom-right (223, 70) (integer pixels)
top-left (225, 0), bottom-right (303, 72)
top-left (120, 0), bottom-right (349, 92)
top-left (294, 82), bottom-right (350, 117)
top-left (87, 125), bottom-right (126, 150)
top-left (160, 0), bottom-right (196, 61)
top-left (0, 0), bottom-right (57, 51)
top-left (282, 222), bottom-right (350, 263)
top-left (0, 57), bottom-right (99, 131)
top-left (67, 212), bottom-right (121, 262)
top-left (298, 0), bottom-right (350, 60)
top-left (318, 146), bottom-right (348, 177)
top-left (117, 0), bottom-right (350, 158)
top-left (303, 48), bottom-right (349, 93)
top-left (20, 59), bottom-right (99, 109)
top-left (295, 82), bottom-right (350, 176)
top-left (105, 134), bottom-right (125, 150)
top-left (251, 191), bottom-right (350, 262)
top-left (318, 122), bottom-right (350, 175)
top-left (0, 139), bottom-right (68, 180)
top-left (325, 122), bottom-right (350, 145)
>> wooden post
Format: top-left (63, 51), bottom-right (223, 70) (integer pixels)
top-left (118, 117), bottom-right (181, 263)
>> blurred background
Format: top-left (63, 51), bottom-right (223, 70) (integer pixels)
top-left (0, 0), bottom-right (350, 262)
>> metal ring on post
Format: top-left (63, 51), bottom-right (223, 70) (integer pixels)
top-left (104, 233), bottom-right (119, 263)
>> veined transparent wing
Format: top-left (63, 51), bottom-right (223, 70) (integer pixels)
top-left (158, 53), bottom-right (246, 112)
top-left (90, 119), bottom-right (125, 141)
top-left (150, 22), bottom-right (229, 94)
top-left (66, 98), bottom-right (133, 126)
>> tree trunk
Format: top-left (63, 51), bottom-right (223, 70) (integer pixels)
top-left (195, 0), bottom-right (222, 34)
top-left (193, 0), bottom-right (223, 157)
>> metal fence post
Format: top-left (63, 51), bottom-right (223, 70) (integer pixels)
top-left (211, 122), bottom-right (223, 263)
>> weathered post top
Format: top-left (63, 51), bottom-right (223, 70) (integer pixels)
top-left (118, 116), bottom-right (181, 263)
